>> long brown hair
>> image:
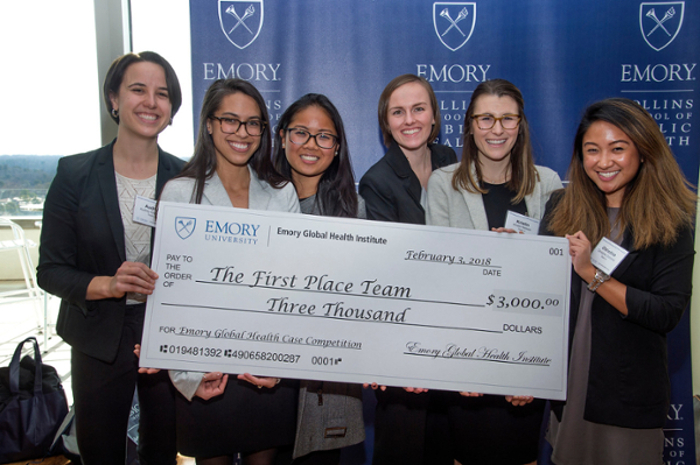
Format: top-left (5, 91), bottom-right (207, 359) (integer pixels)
top-left (452, 79), bottom-right (538, 203)
top-left (548, 98), bottom-right (696, 249)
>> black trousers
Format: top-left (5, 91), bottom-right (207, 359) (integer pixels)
top-left (71, 304), bottom-right (177, 465)
top-left (372, 388), bottom-right (452, 465)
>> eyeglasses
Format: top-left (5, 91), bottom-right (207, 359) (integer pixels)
top-left (209, 115), bottom-right (266, 136)
top-left (287, 127), bottom-right (338, 149)
top-left (472, 113), bottom-right (521, 130)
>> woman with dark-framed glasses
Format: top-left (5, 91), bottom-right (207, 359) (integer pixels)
top-left (272, 93), bottom-right (365, 465)
top-left (426, 79), bottom-right (561, 465)
top-left (273, 93), bottom-right (365, 219)
top-left (159, 78), bottom-right (300, 465)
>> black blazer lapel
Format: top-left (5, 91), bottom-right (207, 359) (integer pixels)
top-left (156, 147), bottom-right (182, 197)
top-left (96, 143), bottom-right (126, 263)
top-left (385, 142), bottom-right (423, 208)
top-left (611, 230), bottom-right (639, 279)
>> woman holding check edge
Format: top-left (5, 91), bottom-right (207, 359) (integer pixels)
top-left (359, 74), bottom-right (457, 465)
top-left (426, 78), bottom-right (561, 465)
top-left (272, 92), bottom-right (365, 465)
top-left (37, 51), bottom-right (183, 465)
top-left (541, 98), bottom-right (695, 465)
top-left (160, 78), bottom-right (300, 465)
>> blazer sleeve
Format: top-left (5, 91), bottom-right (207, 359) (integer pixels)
top-left (280, 182), bottom-right (301, 213)
top-left (425, 168), bottom-right (453, 227)
top-left (169, 370), bottom-right (205, 401)
top-left (159, 178), bottom-right (195, 203)
top-left (37, 156), bottom-right (96, 312)
top-left (359, 168), bottom-right (399, 222)
top-left (540, 166), bottom-right (563, 202)
top-left (623, 227), bottom-right (694, 334)
top-left (161, 177), bottom-right (208, 399)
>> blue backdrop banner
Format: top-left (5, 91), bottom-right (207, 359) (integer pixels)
top-left (190, 2), bottom-right (698, 463)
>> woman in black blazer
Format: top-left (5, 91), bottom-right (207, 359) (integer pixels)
top-left (37, 52), bottom-right (184, 465)
top-left (359, 74), bottom-right (456, 225)
top-left (541, 98), bottom-right (696, 464)
top-left (358, 74), bottom-right (456, 465)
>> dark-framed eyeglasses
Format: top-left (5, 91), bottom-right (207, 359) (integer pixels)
top-left (472, 113), bottom-right (521, 130)
top-left (287, 127), bottom-right (338, 149)
top-left (209, 115), bottom-right (266, 136)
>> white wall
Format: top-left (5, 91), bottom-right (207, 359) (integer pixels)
top-left (0, 0), bottom-right (101, 156)
top-left (131, 0), bottom-right (194, 160)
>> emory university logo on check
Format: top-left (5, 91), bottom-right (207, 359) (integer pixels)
top-left (175, 217), bottom-right (196, 240)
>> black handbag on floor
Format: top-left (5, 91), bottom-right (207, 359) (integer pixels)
top-left (0, 337), bottom-right (69, 463)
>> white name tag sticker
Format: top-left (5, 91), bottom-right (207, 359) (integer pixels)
top-left (133, 196), bottom-right (157, 227)
top-left (504, 211), bottom-right (540, 235)
top-left (590, 237), bottom-right (629, 276)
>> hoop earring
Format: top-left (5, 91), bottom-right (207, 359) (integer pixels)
top-left (111, 108), bottom-right (119, 118)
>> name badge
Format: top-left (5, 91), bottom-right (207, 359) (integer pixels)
top-left (133, 195), bottom-right (157, 228)
top-left (504, 211), bottom-right (540, 235)
top-left (590, 237), bottom-right (629, 276)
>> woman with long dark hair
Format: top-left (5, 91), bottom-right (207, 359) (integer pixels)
top-left (272, 93), bottom-right (365, 464)
top-left (161, 78), bottom-right (300, 465)
top-left (273, 93), bottom-right (364, 219)
top-left (38, 51), bottom-right (183, 465)
top-left (542, 98), bottom-right (695, 464)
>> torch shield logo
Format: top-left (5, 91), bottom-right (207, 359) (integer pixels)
top-left (175, 217), bottom-right (196, 240)
top-left (218, 0), bottom-right (264, 50)
top-left (640, 2), bottom-right (684, 51)
top-left (433, 2), bottom-right (476, 52)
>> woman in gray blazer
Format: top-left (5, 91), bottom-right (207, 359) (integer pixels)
top-left (161, 79), bottom-right (300, 465)
top-left (426, 79), bottom-right (561, 465)
top-left (272, 93), bottom-right (365, 464)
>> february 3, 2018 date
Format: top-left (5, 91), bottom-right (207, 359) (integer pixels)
top-left (159, 344), bottom-right (301, 363)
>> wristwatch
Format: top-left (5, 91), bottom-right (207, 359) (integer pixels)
top-left (587, 268), bottom-right (610, 292)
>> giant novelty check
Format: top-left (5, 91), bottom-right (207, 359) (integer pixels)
top-left (141, 202), bottom-right (571, 400)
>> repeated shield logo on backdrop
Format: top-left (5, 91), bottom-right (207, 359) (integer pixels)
top-left (639, 2), bottom-right (685, 51)
top-left (433, 2), bottom-right (476, 52)
top-left (218, 0), bottom-right (264, 49)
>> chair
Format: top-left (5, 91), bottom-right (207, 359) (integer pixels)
top-left (0, 218), bottom-right (44, 325)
